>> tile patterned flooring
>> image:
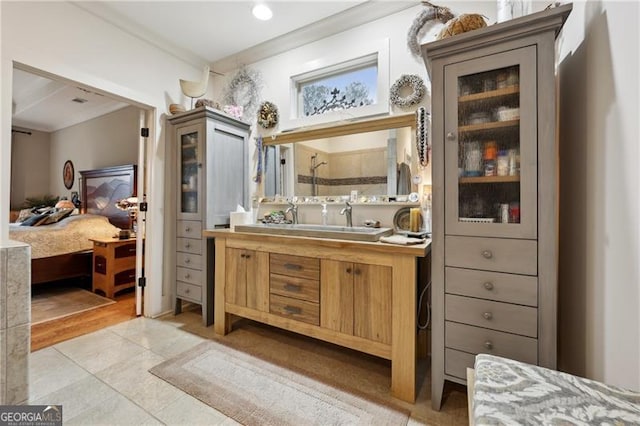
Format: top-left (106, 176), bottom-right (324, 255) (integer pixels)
top-left (29, 310), bottom-right (429, 425)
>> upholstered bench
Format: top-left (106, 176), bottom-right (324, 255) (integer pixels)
top-left (468, 354), bottom-right (640, 425)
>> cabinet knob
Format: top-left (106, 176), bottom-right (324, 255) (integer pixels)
top-left (240, 253), bottom-right (245, 258)
top-left (185, 242), bottom-right (191, 248)
top-left (483, 282), bottom-right (494, 290)
top-left (482, 250), bottom-right (493, 259)
top-left (185, 258), bottom-right (191, 264)
top-left (484, 341), bottom-right (493, 350)
top-left (354, 269), bottom-right (361, 275)
top-left (483, 312), bottom-right (493, 320)
top-left (346, 267), bottom-right (352, 274)
top-left (245, 255), bottom-right (251, 259)
top-left (185, 288), bottom-right (190, 294)
top-left (185, 273), bottom-right (191, 279)
top-left (185, 227), bottom-right (191, 232)
top-left (446, 132), bottom-right (456, 141)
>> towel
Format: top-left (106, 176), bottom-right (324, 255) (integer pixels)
top-left (379, 235), bottom-right (426, 245)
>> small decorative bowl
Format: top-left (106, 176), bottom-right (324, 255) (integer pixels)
top-left (496, 107), bottom-right (520, 121)
top-left (169, 103), bottom-right (186, 115)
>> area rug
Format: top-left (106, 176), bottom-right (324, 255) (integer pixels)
top-left (150, 328), bottom-right (411, 425)
top-left (31, 287), bottom-right (115, 325)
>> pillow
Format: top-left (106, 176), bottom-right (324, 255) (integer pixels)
top-left (20, 213), bottom-right (49, 226)
top-left (15, 208), bottom-right (35, 223)
top-left (37, 208), bottom-right (73, 226)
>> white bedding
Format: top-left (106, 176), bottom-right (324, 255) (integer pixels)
top-left (9, 214), bottom-right (120, 259)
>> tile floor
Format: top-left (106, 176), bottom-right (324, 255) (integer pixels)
top-left (28, 311), bottom-right (428, 425)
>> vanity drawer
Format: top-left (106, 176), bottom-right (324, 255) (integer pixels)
top-left (176, 237), bottom-right (202, 255)
top-left (446, 294), bottom-right (537, 337)
top-left (270, 294), bottom-right (319, 326)
top-left (445, 236), bottom-right (537, 275)
top-left (177, 220), bottom-right (202, 238)
top-left (270, 254), bottom-right (319, 281)
top-left (446, 267), bottom-right (538, 307)
top-left (446, 322), bottom-right (538, 365)
top-left (270, 273), bottom-right (319, 303)
top-left (445, 348), bottom-right (476, 380)
top-left (114, 243), bottom-right (137, 259)
top-left (177, 252), bottom-right (203, 270)
top-left (176, 266), bottom-right (202, 286)
top-left (177, 281), bottom-right (201, 303)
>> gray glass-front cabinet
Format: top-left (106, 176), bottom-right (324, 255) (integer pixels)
top-left (169, 106), bottom-right (250, 326)
top-left (422, 4), bottom-right (572, 411)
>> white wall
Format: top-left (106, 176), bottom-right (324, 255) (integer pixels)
top-left (10, 129), bottom-right (51, 209)
top-left (49, 106), bottom-right (139, 198)
top-left (1, 1), bottom-right (206, 317)
top-left (557, 0), bottom-right (640, 390)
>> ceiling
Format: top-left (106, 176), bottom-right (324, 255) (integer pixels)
top-left (12, 0), bottom-right (415, 133)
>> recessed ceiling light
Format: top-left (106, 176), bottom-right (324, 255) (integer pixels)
top-left (252, 3), bottom-right (272, 21)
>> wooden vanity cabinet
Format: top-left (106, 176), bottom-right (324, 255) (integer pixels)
top-left (207, 229), bottom-right (430, 403)
top-left (321, 260), bottom-right (391, 344)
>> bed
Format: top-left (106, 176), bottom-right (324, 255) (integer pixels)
top-left (9, 164), bottom-right (137, 285)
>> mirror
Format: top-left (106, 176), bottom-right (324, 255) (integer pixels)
top-left (263, 114), bottom-right (418, 198)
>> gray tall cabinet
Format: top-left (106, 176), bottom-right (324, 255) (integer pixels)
top-left (422, 5), bottom-right (572, 410)
top-left (168, 106), bottom-right (250, 326)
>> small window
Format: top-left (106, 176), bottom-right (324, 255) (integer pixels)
top-left (298, 58), bottom-right (378, 117)
top-left (287, 39), bottom-right (389, 129)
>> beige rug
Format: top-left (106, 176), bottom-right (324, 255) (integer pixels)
top-left (150, 323), bottom-right (411, 425)
top-left (31, 287), bottom-right (115, 325)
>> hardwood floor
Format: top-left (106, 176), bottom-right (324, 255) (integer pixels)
top-left (31, 289), bottom-right (138, 351)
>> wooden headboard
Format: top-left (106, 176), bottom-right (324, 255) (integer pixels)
top-left (80, 164), bottom-right (137, 229)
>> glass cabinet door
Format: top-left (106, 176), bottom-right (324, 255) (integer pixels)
top-left (177, 125), bottom-right (202, 218)
top-left (444, 46), bottom-right (537, 239)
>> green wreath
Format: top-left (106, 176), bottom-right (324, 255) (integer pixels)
top-left (390, 74), bottom-right (426, 108)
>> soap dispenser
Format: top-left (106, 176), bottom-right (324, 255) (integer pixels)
top-left (321, 203), bottom-right (328, 226)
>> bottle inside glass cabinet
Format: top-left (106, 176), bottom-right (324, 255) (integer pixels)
top-left (180, 131), bottom-right (198, 214)
top-left (457, 65), bottom-right (521, 224)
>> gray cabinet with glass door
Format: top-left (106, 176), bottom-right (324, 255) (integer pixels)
top-left (169, 106), bottom-right (250, 326)
top-left (422, 4), bottom-right (572, 410)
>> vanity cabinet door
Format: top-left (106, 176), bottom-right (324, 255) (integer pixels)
top-left (225, 248), bottom-right (269, 311)
top-left (320, 260), bottom-right (392, 344)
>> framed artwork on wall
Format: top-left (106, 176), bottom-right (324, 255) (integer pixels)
top-left (63, 160), bottom-right (74, 189)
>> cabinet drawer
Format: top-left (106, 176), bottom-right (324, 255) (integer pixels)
top-left (270, 254), bottom-right (319, 280)
top-left (114, 243), bottom-right (136, 259)
top-left (446, 322), bottom-right (538, 365)
top-left (446, 294), bottom-right (537, 337)
top-left (270, 294), bottom-right (319, 326)
top-left (114, 268), bottom-right (136, 286)
top-left (176, 266), bottom-right (202, 286)
top-left (270, 273), bottom-right (319, 303)
top-left (445, 348), bottom-right (476, 380)
top-left (94, 255), bottom-right (107, 274)
top-left (177, 252), bottom-right (203, 270)
top-left (445, 236), bottom-right (537, 275)
top-left (177, 220), bottom-right (202, 238)
top-left (177, 281), bottom-right (201, 303)
top-left (176, 237), bottom-right (202, 254)
top-left (446, 267), bottom-right (537, 307)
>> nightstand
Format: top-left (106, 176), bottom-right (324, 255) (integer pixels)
top-left (90, 237), bottom-right (138, 298)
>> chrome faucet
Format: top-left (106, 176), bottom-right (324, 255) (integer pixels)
top-left (285, 201), bottom-right (298, 224)
top-left (340, 201), bottom-right (352, 227)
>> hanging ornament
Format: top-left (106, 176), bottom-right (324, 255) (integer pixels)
top-left (416, 107), bottom-right (430, 168)
top-left (257, 101), bottom-right (279, 129)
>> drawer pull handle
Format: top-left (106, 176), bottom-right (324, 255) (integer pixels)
top-left (185, 288), bottom-right (190, 294)
top-left (284, 283), bottom-right (301, 292)
top-left (284, 305), bottom-right (302, 315)
top-left (483, 312), bottom-right (493, 320)
top-left (483, 282), bottom-right (494, 290)
top-left (185, 273), bottom-right (191, 279)
top-left (129, 248), bottom-right (136, 253)
top-left (245, 254), bottom-right (251, 259)
top-left (284, 263), bottom-right (302, 270)
top-left (185, 258), bottom-right (191, 264)
top-left (185, 226), bottom-right (191, 232)
top-left (482, 250), bottom-right (493, 259)
top-left (185, 242), bottom-right (191, 249)
top-left (240, 254), bottom-right (245, 258)
top-left (446, 131), bottom-right (456, 141)
top-left (346, 267), bottom-right (352, 274)
top-left (484, 341), bottom-right (493, 350)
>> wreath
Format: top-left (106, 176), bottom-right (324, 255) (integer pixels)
top-left (257, 101), bottom-right (279, 129)
top-left (407, 2), bottom-right (454, 60)
top-left (390, 74), bottom-right (426, 108)
top-left (223, 67), bottom-right (262, 121)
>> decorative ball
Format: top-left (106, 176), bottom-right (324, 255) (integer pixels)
top-left (55, 200), bottom-right (75, 209)
top-left (195, 98), bottom-right (220, 109)
top-left (257, 101), bottom-right (279, 129)
top-left (437, 14), bottom-right (487, 40)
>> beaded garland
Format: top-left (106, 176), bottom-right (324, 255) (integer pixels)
top-left (390, 74), bottom-right (426, 108)
top-left (416, 106), bottom-right (430, 168)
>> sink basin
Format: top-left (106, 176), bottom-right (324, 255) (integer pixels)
top-left (234, 223), bottom-right (393, 242)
